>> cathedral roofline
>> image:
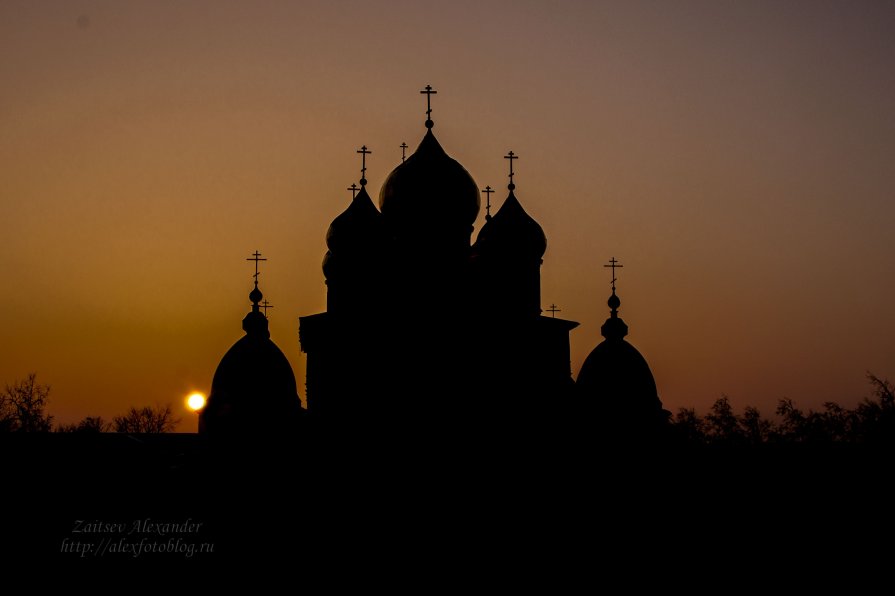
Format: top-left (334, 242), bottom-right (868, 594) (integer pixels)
top-left (538, 315), bottom-right (580, 331)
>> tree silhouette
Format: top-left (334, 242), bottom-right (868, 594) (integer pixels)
top-left (851, 372), bottom-right (895, 444)
top-left (775, 398), bottom-right (857, 443)
top-left (56, 416), bottom-right (111, 433)
top-left (867, 373), bottom-right (894, 405)
top-left (673, 407), bottom-right (707, 443)
top-left (740, 405), bottom-right (773, 444)
top-left (672, 372), bottom-right (894, 445)
top-left (113, 404), bottom-right (180, 433)
top-left (704, 396), bottom-right (743, 443)
top-left (774, 398), bottom-right (807, 441)
top-left (0, 373), bottom-right (53, 432)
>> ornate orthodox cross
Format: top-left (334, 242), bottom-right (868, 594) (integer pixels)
top-left (420, 84), bottom-right (437, 126)
top-left (246, 250), bottom-right (266, 283)
top-left (504, 151), bottom-right (517, 190)
top-left (347, 183), bottom-right (359, 198)
top-left (357, 145), bottom-right (371, 186)
top-left (400, 142), bottom-right (408, 163)
top-left (261, 299), bottom-right (273, 317)
top-left (604, 257), bottom-right (623, 290)
top-left (547, 304), bottom-right (561, 318)
top-left (482, 185), bottom-right (494, 220)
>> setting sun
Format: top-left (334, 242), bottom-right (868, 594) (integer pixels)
top-left (186, 392), bottom-right (207, 412)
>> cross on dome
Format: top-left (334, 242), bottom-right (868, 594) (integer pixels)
top-left (504, 151), bottom-right (518, 191)
top-left (420, 84), bottom-right (437, 129)
top-left (482, 185), bottom-right (494, 221)
top-left (604, 257), bottom-right (623, 292)
top-left (357, 145), bottom-right (371, 187)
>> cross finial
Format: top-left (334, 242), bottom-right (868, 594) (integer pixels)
top-left (400, 142), bottom-right (408, 163)
top-left (347, 183), bottom-right (359, 198)
top-left (246, 251), bottom-right (266, 312)
top-left (482, 186), bottom-right (494, 221)
top-left (246, 250), bottom-right (267, 285)
top-left (504, 151), bottom-right (517, 191)
top-left (357, 145), bottom-right (371, 187)
top-left (604, 257), bottom-right (623, 292)
top-left (261, 299), bottom-right (273, 318)
top-left (420, 84), bottom-right (437, 129)
top-left (547, 303), bottom-right (561, 318)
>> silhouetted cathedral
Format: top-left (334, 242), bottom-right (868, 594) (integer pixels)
top-left (299, 89), bottom-right (579, 435)
top-left (202, 86), bottom-right (668, 442)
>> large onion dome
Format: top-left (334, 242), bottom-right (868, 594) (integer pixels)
top-left (379, 129), bottom-right (479, 237)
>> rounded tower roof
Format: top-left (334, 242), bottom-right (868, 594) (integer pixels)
top-left (576, 338), bottom-right (660, 413)
top-left (201, 270), bottom-right (303, 440)
top-left (207, 314), bottom-right (301, 426)
top-left (576, 269), bottom-right (666, 430)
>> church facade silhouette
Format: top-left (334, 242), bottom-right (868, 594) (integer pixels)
top-left (203, 86), bottom-right (667, 441)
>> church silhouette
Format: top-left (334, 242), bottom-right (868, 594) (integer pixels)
top-left (202, 86), bottom-right (668, 445)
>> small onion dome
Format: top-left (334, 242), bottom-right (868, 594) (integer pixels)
top-left (323, 186), bottom-right (384, 281)
top-left (325, 186), bottom-right (383, 254)
top-left (472, 190), bottom-right (547, 260)
top-left (601, 291), bottom-right (628, 339)
top-left (379, 129), bottom-right (479, 232)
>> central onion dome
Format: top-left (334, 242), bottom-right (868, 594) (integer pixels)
top-left (379, 129), bottom-right (479, 235)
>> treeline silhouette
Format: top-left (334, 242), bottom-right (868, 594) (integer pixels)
top-left (671, 372), bottom-right (895, 445)
top-left (1, 373), bottom-right (179, 434)
top-left (3, 370), bottom-right (893, 444)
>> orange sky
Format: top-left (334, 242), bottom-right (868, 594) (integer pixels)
top-left (2, 1), bottom-right (894, 431)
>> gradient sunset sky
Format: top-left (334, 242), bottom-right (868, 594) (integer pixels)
top-left (2, 1), bottom-right (893, 431)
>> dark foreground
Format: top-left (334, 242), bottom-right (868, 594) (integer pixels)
top-left (4, 431), bottom-right (894, 579)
